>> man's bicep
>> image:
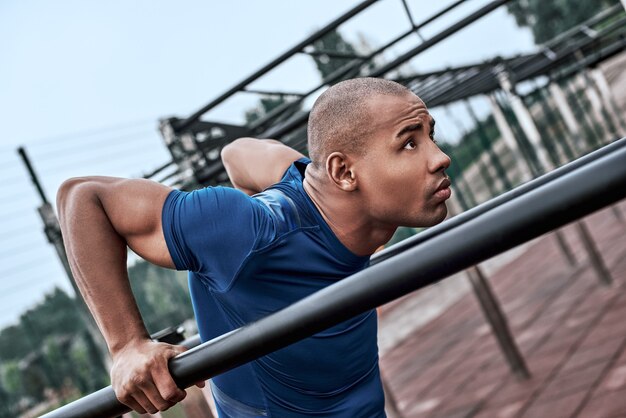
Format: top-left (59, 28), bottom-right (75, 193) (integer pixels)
top-left (94, 178), bottom-right (175, 268)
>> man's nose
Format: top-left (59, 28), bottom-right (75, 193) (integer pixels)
top-left (431, 147), bottom-right (451, 173)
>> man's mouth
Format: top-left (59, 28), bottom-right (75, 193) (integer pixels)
top-left (434, 178), bottom-right (452, 200)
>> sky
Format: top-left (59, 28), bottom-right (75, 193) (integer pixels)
top-left (0, 0), bottom-right (537, 329)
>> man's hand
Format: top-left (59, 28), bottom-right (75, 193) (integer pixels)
top-left (111, 339), bottom-right (204, 414)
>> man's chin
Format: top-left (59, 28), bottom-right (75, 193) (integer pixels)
top-left (415, 205), bottom-right (448, 228)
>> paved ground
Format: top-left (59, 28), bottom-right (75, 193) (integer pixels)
top-left (379, 199), bottom-right (626, 418)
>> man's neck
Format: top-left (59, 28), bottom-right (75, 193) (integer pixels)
top-left (302, 165), bottom-right (396, 257)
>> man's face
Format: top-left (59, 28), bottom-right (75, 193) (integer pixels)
top-left (353, 92), bottom-right (451, 228)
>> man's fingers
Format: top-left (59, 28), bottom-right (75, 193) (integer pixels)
top-left (195, 381), bottom-right (206, 388)
top-left (151, 361), bottom-right (187, 404)
top-left (122, 397), bottom-right (147, 415)
top-left (131, 390), bottom-right (159, 415)
top-left (140, 381), bottom-right (175, 412)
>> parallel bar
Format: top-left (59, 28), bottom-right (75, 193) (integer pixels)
top-left (43, 140), bottom-right (626, 418)
top-left (372, 137), bottom-right (626, 264)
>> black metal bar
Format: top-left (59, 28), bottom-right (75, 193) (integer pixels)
top-left (466, 265), bottom-right (530, 379)
top-left (242, 88), bottom-right (305, 97)
top-left (249, 0), bottom-right (476, 135)
top-left (247, 27), bottom-right (417, 132)
top-left (17, 146), bottom-right (49, 204)
top-left (299, 49), bottom-right (364, 60)
top-left (43, 139), bottom-right (626, 418)
top-left (142, 160), bottom-right (175, 180)
top-left (400, 0), bottom-right (416, 28)
top-left (370, 0), bottom-right (513, 78)
top-left (174, 0), bottom-right (379, 132)
top-left (574, 220), bottom-right (613, 285)
top-left (372, 137), bottom-right (626, 264)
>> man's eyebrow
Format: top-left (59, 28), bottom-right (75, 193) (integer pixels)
top-left (395, 117), bottom-right (436, 140)
top-left (395, 123), bottom-right (422, 140)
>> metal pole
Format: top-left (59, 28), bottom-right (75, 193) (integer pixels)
top-left (42, 141), bottom-right (626, 418)
top-left (466, 265), bottom-right (530, 379)
top-left (549, 79), bottom-right (626, 225)
top-left (531, 81), bottom-right (576, 162)
top-left (464, 99), bottom-right (513, 191)
top-left (448, 197), bottom-right (529, 380)
top-left (494, 70), bottom-right (578, 266)
top-left (494, 68), bottom-right (554, 171)
top-left (488, 94), bottom-right (533, 182)
top-left (589, 68), bottom-right (626, 132)
top-left (573, 222), bottom-right (613, 286)
top-left (563, 76), bottom-right (603, 149)
top-left (496, 71), bottom-right (614, 282)
top-left (576, 71), bottom-right (613, 140)
top-left (497, 68), bottom-right (576, 266)
top-left (548, 81), bottom-right (581, 144)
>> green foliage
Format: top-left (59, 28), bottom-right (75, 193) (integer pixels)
top-left (0, 266), bottom-right (194, 415)
top-left (245, 95), bottom-right (300, 125)
top-left (386, 227), bottom-right (421, 247)
top-left (243, 29), bottom-right (359, 128)
top-left (507, 0), bottom-right (621, 44)
top-left (311, 29), bottom-right (358, 80)
top-left (127, 260), bottom-right (194, 334)
top-left (441, 114), bottom-right (501, 175)
top-left (0, 288), bottom-right (83, 362)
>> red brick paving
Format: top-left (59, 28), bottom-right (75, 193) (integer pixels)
top-left (380, 199), bottom-right (626, 418)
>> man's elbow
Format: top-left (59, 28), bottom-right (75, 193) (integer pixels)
top-left (221, 137), bottom-right (255, 166)
top-left (56, 177), bottom-right (95, 221)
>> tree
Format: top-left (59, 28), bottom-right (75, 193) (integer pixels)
top-left (242, 29), bottom-right (360, 128)
top-left (507, 0), bottom-right (621, 44)
top-left (311, 29), bottom-right (359, 80)
top-left (127, 260), bottom-right (194, 334)
top-left (245, 96), bottom-right (295, 125)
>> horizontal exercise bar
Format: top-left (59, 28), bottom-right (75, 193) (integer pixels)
top-left (43, 141), bottom-right (626, 418)
top-left (372, 137), bottom-right (626, 265)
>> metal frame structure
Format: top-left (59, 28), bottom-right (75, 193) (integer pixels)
top-left (146, 1), bottom-right (625, 191)
top-left (149, 0), bottom-right (515, 189)
top-left (43, 138), bottom-right (626, 418)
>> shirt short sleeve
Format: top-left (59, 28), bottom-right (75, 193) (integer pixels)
top-left (161, 187), bottom-right (275, 289)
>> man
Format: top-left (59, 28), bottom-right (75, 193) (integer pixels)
top-left (57, 77), bottom-right (451, 417)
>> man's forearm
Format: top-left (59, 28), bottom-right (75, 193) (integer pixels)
top-left (57, 178), bottom-right (150, 354)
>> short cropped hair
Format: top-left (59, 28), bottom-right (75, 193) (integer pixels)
top-left (307, 77), bottom-right (411, 166)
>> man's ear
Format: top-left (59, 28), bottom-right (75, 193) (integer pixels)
top-left (326, 152), bottom-right (357, 191)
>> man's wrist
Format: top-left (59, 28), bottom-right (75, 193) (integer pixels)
top-left (108, 332), bottom-right (152, 357)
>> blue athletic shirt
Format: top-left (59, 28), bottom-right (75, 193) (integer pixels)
top-left (162, 157), bottom-right (386, 417)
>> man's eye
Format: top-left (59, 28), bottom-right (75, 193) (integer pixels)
top-left (403, 139), bottom-right (417, 150)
